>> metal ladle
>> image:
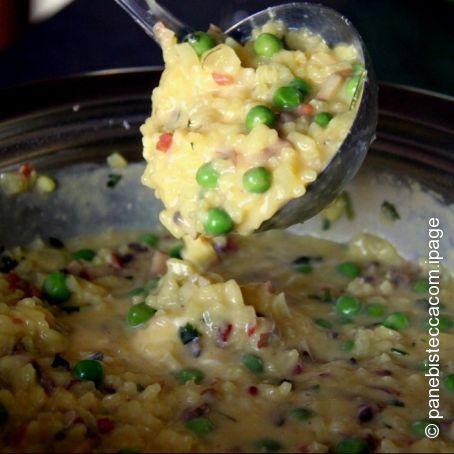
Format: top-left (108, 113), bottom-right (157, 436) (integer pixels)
top-left (114, 0), bottom-right (378, 231)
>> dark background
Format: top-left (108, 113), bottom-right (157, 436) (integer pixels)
top-left (0, 0), bottom-right (453, 96)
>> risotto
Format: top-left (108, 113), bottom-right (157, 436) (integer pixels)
top-left (0, 19), bottom-right (452, 454)
top-left (0, 229), bottom-right (453, 452)
top-left (141, 22), bottom-right (364, 240)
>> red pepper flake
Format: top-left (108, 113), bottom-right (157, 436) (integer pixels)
top-left (246, 322), bottom-right (256, 337)
top-left (292, 364), bottom-right (304, 375)
top-left (247, 385), bottom-right (258, 396)
top-left (219, 323), bottom-right (233, 344)
top-left (97, 418), bottom-right (115, 434)
top-left (212, 72), bottom-right (234, 86)
top-left (156, 133), bottom-right (173, 152)
top-left (19, 163), bottom-right (35, 177)
top-left (11, 317), bottom-right (24, 325)
top-left (297, 103), bottom-right (315, 116)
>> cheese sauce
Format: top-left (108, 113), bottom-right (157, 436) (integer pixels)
top-left (0, 230), bottom-right (453, 452)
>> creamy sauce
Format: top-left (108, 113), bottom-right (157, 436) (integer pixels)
top-left (0, 19), bottom-right (452, 454)
top-left (0, 230), bottom-right (453, 452)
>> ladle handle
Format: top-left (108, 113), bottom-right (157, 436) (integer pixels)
top-left (113, 0), bottom-right (193, 42)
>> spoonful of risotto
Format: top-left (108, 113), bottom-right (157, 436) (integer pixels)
top-left (114, 0), bottom-right (377, 236)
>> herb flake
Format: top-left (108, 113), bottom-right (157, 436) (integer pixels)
top-left (107, 173), bottom-right (122, 189)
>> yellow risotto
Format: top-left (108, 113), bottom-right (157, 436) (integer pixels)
top-left (0, 230), bottom-right (453, 452)
top-left (141, 22), bottom-right (364, 240)
top-left (1, 19), bottom-right (452, 454)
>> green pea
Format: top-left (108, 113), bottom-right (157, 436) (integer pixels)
top-left (424, 315), bottom-right (453, 332)
top-left (175, 368), bottom-right (205, 384)
top-left (0, 402), bottom-right (8, 426)
top-left (273, 86), bottom-right (303, 109)
top-left (290, 77), bottom-right (311, 97)
top-left (72, 249), bottom-right (95, 262)
top-left (345, 75), bottom-right (362, 98)
top-left (185, 417), bottom-right (214, 434)
top-left (411, 419), bottom-right (435, 438)
top-left (340, 339), bottom-right (355, 352)
top-left (289, 407), bottom-right (313, 421)
top-left (383, 312), bottom-right (409, 331)
top-left (196, 163), bottom-right (219, 189)
top-left (242, 353), bottom-right (264, 374)
top-left (314, 318), bottom-right (332, 329)
top-left (245, 105), bottom-right (276, 130)
top-left (42, 271), bottom-right (71, 304)
top-left (186, 32), bottom-right (215, 56)
top-left (253, 33), bottom-right (283, 57)
top-left (139, 233), bottom-right (159, 248)
top-left (366, 303), bottom-right (385, 317)
top-left (204, 208), bottom-right (233, 236)
top-left (335, 437), bottom-right (370, 454)
top-left (127, 303), bottom-right (156, 327)
top-left (352, 63), bottom-right (365, 76)
top-left (169, 244), bottom-right (183, 259)
top-left (255, 438), bottom-right (283, 453)
top-left (443, 374), bottom-right (454, 392)
top-left (243, 167), bottom-right (272, 193)
top-left (314, 112), bottom-right (333, 127)
top-left (336, 262), bottom-right (361, 279)
top-left (411, 279), bottom-right (429, 293)
top-left (144, 278), bottom-right (160, 293)
top-left (336, 295), bottom-right (361, 316)
top-left (73, 359), bottom-right (103, 386)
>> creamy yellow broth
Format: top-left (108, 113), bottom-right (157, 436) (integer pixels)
top-left (0, 230), bottom-right (453, 452)
top-left (141, 22), bottom-right (363, 240)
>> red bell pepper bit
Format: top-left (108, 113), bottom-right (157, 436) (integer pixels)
top-left (156, 133), bottom-right (173, 152)
top-left (6, 273), bottom-right (30, 292)
top-left (292, 363), bottom-right (304, 375)
top-left (257, 332), bottom-right (270, 348)
top-left (247, 385), bottom-right (258, 396)
top-left (297, 103), bottom-right (315, 116)
top-left (19, 163), bottom-right (35, 177)
top-left (97, 418), bottom-right (115, 434)
top-left (246, 322), bottom-right (257, 337)
top-left (212, 72), bottom-right (234, 86)
top-left (110, 252), bottom-right (124, 270)
top-left (218, 323), bottom-right (233, 344)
